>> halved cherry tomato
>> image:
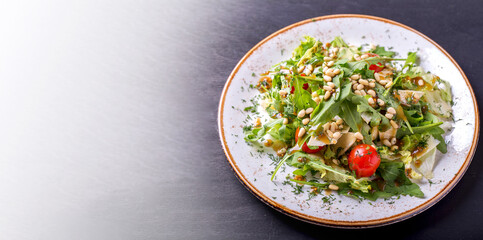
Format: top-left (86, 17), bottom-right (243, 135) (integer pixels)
top-left (302, 143), bottom-right (324, 153)
top-left (366, 53), bottom-right (384, 73)
top-left (369, 63), bottom-right (384, 72)
top-left (348, 144), bottom-right (381, 178)
top-left (295, 127), bottom-right (324, 153)
top-left (303, 83), bottom-right (309, 90)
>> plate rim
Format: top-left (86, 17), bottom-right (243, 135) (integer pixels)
top-left (217, 14), bottom-right (480, 228)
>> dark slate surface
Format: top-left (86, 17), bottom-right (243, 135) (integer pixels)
top-left (161, 0), bottom-right (483, 239)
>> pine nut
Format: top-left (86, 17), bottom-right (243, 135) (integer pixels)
top-left (307, 64), bottom-right (314, 72)
top-left (354, 132), bottom-right (363, 140)
top-left (391, 145), bottom-right (399, 151)
top-left (312, 92), bottom-right (319, 98)
top-left (385, 113), bottom-right (394, 119)
top-left (371, 126), bottom-right (378, 140)
top-left (369, 82), bottom-right (376, 88)
top-left (324, 57), bottom-right (332, 61)
top-left (314, 97), bottom-right (321, 104)
top-left (298, 127), bottom-right (306, 138)
top-left (277, 147), bottom-right (287, 156)
top-left (333, 47), bottom-right (339, 53)
top-left (352, 84), bottom-right (358, 90)
top-left (379, 80), bottom-right (388, 85)
top-left (368, 89), bottom-right (376, 97)
top-left (350, 74), bottom-right (360, 80)
top-left (306, 107), bottom-right (314, 114)
top-left (336, 119), bottom-right (344, 125)
top-left (323, 75), bottom-right (332, 82)
top-left (361, 53), bottom-right (369, 59)
top-left (332, 159), bottom-right (340, 165)
top-left (279, 89), bottom-right (287, 97)
top-left (368, 97), bottom-right (375, 105)
top-left (390, 120), bottom-right (399, 129)
top-left (323, 122), bottom-right (330, 131)
top-left (374, 73), bottom-right (381, 82)
top-left (323, 85), bottom-right (333, 91)
top-left (324, 91), bottom-right (332, 100)
top-left (331, 122), bottom-right (338, 131)
top-left (283, 118), bottom-right (289, 125)
top-left (418, 79), bottom-right (424, 86)
top-left (326, 129), bottom-right (334, 138)
top-left (385, 82), bottom-right (393, 88)
top-left (354, 90), bottom-right (362, 95)
top-left (298, 65), bottom-right (305, 73)
top-left (326, 69), bottom-right (336, 77)
top-left (327, 61), bottom-right (334, 67)
top-left (383, 139), bottom-right (392, 147)
top-left (327, 82), bottom-right (335, 88)
top-left (297, 109), bottom-right (306, 118)
top-left (360, 90), bottom-right (367, 96)
top-left (323, 66), bottom-right (329, 73)
top-left (359, 79), bottom-right (369, 86)
top-left (333, 68), bottom-right (341, 75)
top-left (329, 184), bottom-right (339, 191)
top-left (377, 99), bottom-right (385, 106)
top-left (387, 107), bottom-right (396, 115)
top-left (391, 137), bottom-right (397, 145)
top-left (302, 118), bottom-right (310, 125)
top-left (356, 84), bottom-right (365, 90)
top-left (333, 131), bottom-right (342, 139)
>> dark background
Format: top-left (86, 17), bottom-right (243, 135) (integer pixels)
top-left (163, 0), bottom-right (483, 239)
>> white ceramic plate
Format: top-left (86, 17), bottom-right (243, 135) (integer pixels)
top-left (218, 14), bottom-right (479, 228)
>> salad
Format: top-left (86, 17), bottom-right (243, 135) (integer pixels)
top-left (243, 36), bottom-right (453, 200)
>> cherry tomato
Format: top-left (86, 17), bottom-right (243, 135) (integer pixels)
top-left (366, 53), bottom-right (384, 72)
top-left (302, 143), bottom-right (324, 153)
top-left (369, 63), bottom-right (384, 72)
top-left (295, 127), bottom-right (324, 153)
top-left (348, 144), bottom-right (381, 178)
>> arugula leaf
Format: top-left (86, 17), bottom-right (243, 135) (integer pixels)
top-left (307, 161), bottom-right (371, 193)
top-left (271, 153), bottom-right (292, 180)
top-left (297, 40), bottom-right (322, 67)
top-left (349, 94), bottom-right (390, 128)
top-left (244, 119), bottom-right (284, 142)
top-left (330, 36), bottom-right (348, 48)
top-left (310, 81), bottom-right (352, 125)
top-left (396, 122), bottom-right (443, 138)
top-left (403, 52), bottom-right (417, 70)
top-left (338, 162), bottom-right (424, 201)
top-left (292, 36), bottom-right (316, 61)
top-left (340, 100), bottom-right (362, 132)
top-left (378, 162), bottom-right (404, 182)
top-left (293, 77), bottom-right (316, 111)
top-left (372, 46), bottom-right (395, 57)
